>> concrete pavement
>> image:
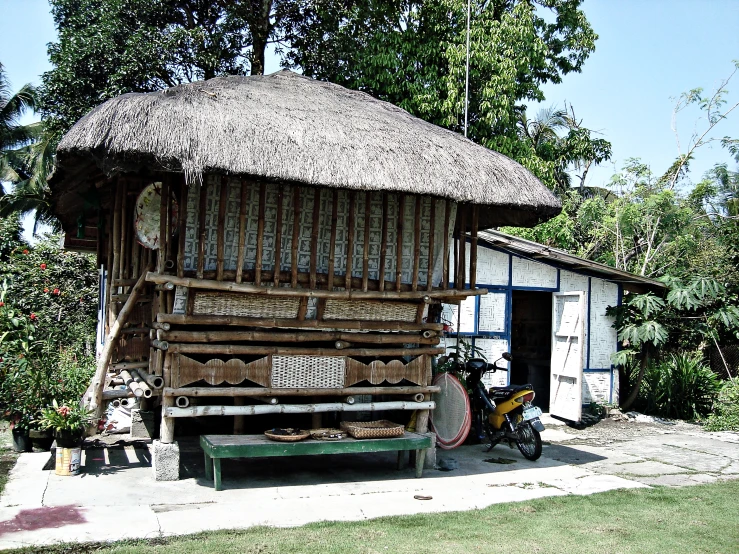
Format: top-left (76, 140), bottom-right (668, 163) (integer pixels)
top-left (1, 423), bottom-right (737, 550)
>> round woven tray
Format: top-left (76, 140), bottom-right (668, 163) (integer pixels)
top-left (264, 428), bottom-right (310, 442)
top-left (309, 428), bottom-right (346, 441)
top-left (340, 420), bottom-right (405, 439)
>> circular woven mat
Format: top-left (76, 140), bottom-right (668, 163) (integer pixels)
top-left (430, 373), bottom-right (471, 450)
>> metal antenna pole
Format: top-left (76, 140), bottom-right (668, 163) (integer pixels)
top-left (464, 0), bottom-right (471, 138)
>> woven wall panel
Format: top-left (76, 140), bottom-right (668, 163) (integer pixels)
top-left (171, 354), bottom-right (271, 388)
top-left (271, 355), bottom-right (346, 388)
top-left (323, 299), bottom-right (417, 322)
top-left (192, 291), bottom-right (300, 318)
top-left (344, 355), bottom-right (430, 386)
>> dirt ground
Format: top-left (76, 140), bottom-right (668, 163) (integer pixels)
top-left (551, 416), bottom-right (704, 446)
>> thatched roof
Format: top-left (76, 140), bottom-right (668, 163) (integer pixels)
top-left (52, 70), bottom-right (560, 228)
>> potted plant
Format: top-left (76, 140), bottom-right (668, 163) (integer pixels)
top-left (37, 400), bottom-right (93, 448)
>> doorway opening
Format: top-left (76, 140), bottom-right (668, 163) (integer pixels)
top-left (510, 290), bottom-right (552, 411)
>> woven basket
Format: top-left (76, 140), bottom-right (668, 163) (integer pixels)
top-left (340, 420), bottom-right (405, 439)
top-left (193, 292), bottom-right (300, 318)
top-left (264, 428), bottom-right (310, 442)
top-left (309, 428), bottom-right (346, 441)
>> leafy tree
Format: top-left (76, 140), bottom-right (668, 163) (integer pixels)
top-left (0, 61), bottom-right (39, 188)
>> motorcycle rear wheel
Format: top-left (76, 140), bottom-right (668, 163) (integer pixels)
top-left (515, 422), bottom-right (542, 461)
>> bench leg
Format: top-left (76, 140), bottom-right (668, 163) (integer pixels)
top-left (213, 458), bottom-right (222, 491)
top-left (415, 449), bottom-right (426, 478)
top-left (204, 452), bottom-right (213, 481)
top-left (397, 450), bottom-right (405, 470)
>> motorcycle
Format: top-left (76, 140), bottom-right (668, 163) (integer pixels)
top-left (441, 352), bottom-right (545, 461)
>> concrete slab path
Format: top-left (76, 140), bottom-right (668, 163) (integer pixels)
top-left (1, 423), bottom-right (737, 550)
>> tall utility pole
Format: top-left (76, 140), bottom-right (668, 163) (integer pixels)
top-left (464, 0), bottom-right (471, 138)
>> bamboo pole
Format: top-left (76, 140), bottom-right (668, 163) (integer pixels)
top-left (379, 192), bottom-right (388, 291)
top-left (470, 204), bottom-right (479, 290)
top-left (130, 370), bottom-right (153, 398)
top-left (362, 192), bottom-right (371, 291)
top-left (457, 204), bottom-right (467, 290)
top-left (164, 386), bottom-right (441, 397)
top-left (216, 176), bottom-right (228, 281)
top-left (255, 182), bottom-right (266, 285)
top-left (396, 193), bottom-right (405, 292)
top-left (345, 191), bottom-right (356, 291)
top-left (235, 179), bottom-right (248, 284)
top-left (412, 195), bottom-right (422, 291)
top-left (233, 397), bottom-right (245, 434)
top-left (159, 329), bottom-right (440, 344)
top-left (426, 199), bottom-right (436, 291)
top-left (166, 401), bottom-right (435, 418)
top-left (158, 178), bottom-right (169, 273)
top-left (119, 180), bottom-right (128, 280)
top-left (442, 199), bottom-right (450, 289)
top-left (158, 312), bottom-right (444, 331)
top-left (196, 180), bottom-right (208, 279)
top-left (273, 185), bottom-right (284, 287)
top-left (165, 343), bottom-right (444, 356)
top-left (309, 187), bottom-right (321, 289)
top-left (177, 175), bottom-right (188, 278)
top-left (291, 187), bottom-right (300, 288)
top-left (119, 369), bottom-right (145, 398)
top-left (327, 190), bottom-right (338, 290)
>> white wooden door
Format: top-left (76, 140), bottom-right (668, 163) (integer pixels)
top-left (550, 292), bottom-right (586, 421)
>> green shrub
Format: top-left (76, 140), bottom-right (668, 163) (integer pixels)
top-left (637, 353), bottom-right (720, 420)
top-left (704, 380), bottom-right (739, 432)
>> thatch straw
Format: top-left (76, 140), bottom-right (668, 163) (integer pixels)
top-left (53, 70), bottom-right (560, 228)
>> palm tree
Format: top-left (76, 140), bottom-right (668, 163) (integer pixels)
top-left (517, 105), bottom-right (572, 192)
top-left (0, 62), bottom-right (59, 232)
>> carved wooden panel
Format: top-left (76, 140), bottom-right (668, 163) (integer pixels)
top-left (171, 354), bottom-right (271, 388)
top-left (345, 355), bottom-right (430, 386)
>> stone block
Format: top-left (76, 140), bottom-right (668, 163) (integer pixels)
top-left (130, 409), bottom-right (156, 440)
top-left (152, 440), bottom-right (180, 481)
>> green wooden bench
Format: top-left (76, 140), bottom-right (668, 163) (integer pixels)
top-left (200, 432), bottom-right (433, 491)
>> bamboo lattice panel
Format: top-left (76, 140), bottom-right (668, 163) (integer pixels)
top-left (192, 292), bottom-right (300, 318)
top-left (322, 300), bottom-right (417, 322)
top-left (271, 356), bottom-right (345, 388)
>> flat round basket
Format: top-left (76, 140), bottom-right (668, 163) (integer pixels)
top-left (264, 428), bottom-right (310, 442)
top-left (310, 428), bottom-right (346, 441)
top-left (134, 182), bottom-right (179, 250)
top-left (340, 420), bottom-right (405, 439)
top-left (430, 373), bottom-right (471, 450)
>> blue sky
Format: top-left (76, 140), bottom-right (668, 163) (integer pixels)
top-left (1, 0), bottom-right (737, 195)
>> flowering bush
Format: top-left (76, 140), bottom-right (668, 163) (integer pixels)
top-left (37, 399), bottom-right (93, 434)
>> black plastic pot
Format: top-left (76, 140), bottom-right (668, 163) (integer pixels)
top-left (54, 430), bottom-right (83, 448)
top-left (11, 428), bottom-right (32, 452)
top-left (29, 429), bottom-right (54, 452)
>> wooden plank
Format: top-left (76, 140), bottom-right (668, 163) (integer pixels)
top-left (166, 343), bottom-right (444, 356)
top-left (235, 179), bottom-right (248, 283)
top-left (159, 329), bottom-right (440, 345)
top-left (119, 180), bottom-right (128, 280)
top-left (158, 177), bottom-right (168, 273)
top-left (396, 193), bottom-right (405, 292)
top-left (146, 272), bottom-right (487, 300)
top-left (345, 355), bottom-right (429, 386)
top-left (327, 190), bottom-right (338, 290)
top-left (216, 176), bottom-right (228, 280)
top-left (379, 192), bottom-right (389, 291)
top-left (470, 204), bottom-right (479, 290)
top-left (442, 199), bottom-right (450, 290)
top-left (426, 198), bottom-right (436, 291)
top-left (196, 180), bottom-right (208, 279)
top-left (166, 386), bottom-right (441, 397)
top-left (291, 187), bottom-right (300, 288)
top-left (173, 354), bottom-right (270, 388)
top-left (273, 185), bottom-right (284, 287)
top-left (254, 182), bottom-right (267, 285)
top-left (412, 195), bottom-right (422, 291)
top-left (345, 191), bottom-right (356, 291)
top-left (177, 175), bottom-right (188, 278)
top-left (362, 192), bottom-right (372, 291)
top-left (158, 312), bottom-right (445, 331)
top-left (111, 180), bottom-right (122, 286)
top-left (457, 204), bottom-right (467, 290)
top-left (297, 297), bottom-right (308, 321)
top-left (309, 188), bottom-right (321, 289)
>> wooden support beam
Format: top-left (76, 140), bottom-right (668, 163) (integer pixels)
top-left (177, 175), bottom-right (188, 278)
top-left (196, 180), bottom-right (208, 279)
top-left (158, 312), bottom-right (445, 331)
top-left (396, 193), bottom-right (405, 292)
top-left (166, 401), bottom-right (435, 418)
top-left (362, 192), bottom-right (371, 291)
top-left (379, 192), bottom-right (389, 292)
top-left (426, 198), bottom-right (436, 292)
top-left (165, 344), bottom-right (445, 356)
top-left (310, 188), bottom-right (320, 289)
top-left (159, 329), bottom-right (440, 345)
top-left (158, 177), bottom-right (168, 273)
top-left (442, 199), bottom-right (450, 290)
top-left (119, 180), bottom-right (128, 280)
top-left (457, 204), bottom-right (467, 290)
top-left (291, 187), bottom-right (300, 288)
top-left (254, 182), bottom-right (267, 285)
top-left (164, 386), bottom-right (441, 398)
top-left (216, 176), bottom-right (228, 281)
top-left (470, 204), bottom-right (479, 290)
top-left (327, 190), bottom-right (338, 290)
top-left (412, 195), bottom-right (422, 291)
top-left (345, 191), bottom-right (356, 291)
top-left (273, 185), bottom-right (284, 287)
top-left (235, 179), bottom-right (248, 284)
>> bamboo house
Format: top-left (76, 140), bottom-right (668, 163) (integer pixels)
top-left (50, 70), bottom-right (561, 481)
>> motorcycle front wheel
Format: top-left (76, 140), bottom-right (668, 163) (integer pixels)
top-left (515, 422), bottom-right (542, 461)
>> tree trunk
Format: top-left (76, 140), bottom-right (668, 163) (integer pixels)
top-left (249, 0), bottom-right (273, 75)
top-left (620, 348), bottom-right (649, 411)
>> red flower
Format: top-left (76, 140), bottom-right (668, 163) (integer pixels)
top-left (40, 263), bottom-right (47, 270)
top-left (22, 249), bottom-right (28, 255)
top-left (0, 302), bottom-right (4, 307)
top-left (29, 313), bottom-right (37, 321)
top-left (44, 288), bottom-right (49, 293)
top-left (53, 288), bottom-right (60, 295)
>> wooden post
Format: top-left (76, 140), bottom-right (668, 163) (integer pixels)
top-left (196, 181), bottom-right (208, 279)
top-left (379, 192), bottom-right (389, 291)
top-left (89, 265), bottom-right (153, 421)
top-left (216, 176), bottom-right (228, 281)
top-left (119, 180), bottom-right (128, 280)
top-left (362, 191), bottom-right (371, 292)
top-left (235, 179), bottom-right (248, 283)
top-left (177, 175), bottom-right (188, 278)
top-left (273, 185), bottom-right (284, 287)
top-left (327, 190), bottom-right (338, 290)
top-left (426, 198), bottom-right (436, 291)
top-left (233, 397), bottom-right (245, 435)
top-left (396, 194), bottom-right (405, 292)
top-left (254, 182), bottom-right (267, 285)
top-left (412, 195), bottom-right (422, 291)
top-left (291, 187), bottom-right (300, 288)
top-left (345, 191), bottom-right (356, 291)
top-left (309, 188), bottom-right (321, 289)
top-left (442, 199), bottom-right (450, 290)
top-left (457, 204), bottom-right (467, 290)
top-left (158, 177), bottom-right (169, 273)
top-left (470, 204), bottom-right (479, 290)
top-left (160, 396), bottom-right (175, 443)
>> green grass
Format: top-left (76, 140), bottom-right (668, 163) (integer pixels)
top-left (6, 479), bottom-right (739, 554)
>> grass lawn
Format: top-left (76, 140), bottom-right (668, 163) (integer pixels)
top-left (5, 479), bottom-right (739, 554)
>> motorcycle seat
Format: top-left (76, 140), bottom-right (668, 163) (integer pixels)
top-left (489, 384), bottom-right (533, 398)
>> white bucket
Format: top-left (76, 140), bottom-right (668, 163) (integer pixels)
top-left (55, 447), bottom-right (81, 476)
